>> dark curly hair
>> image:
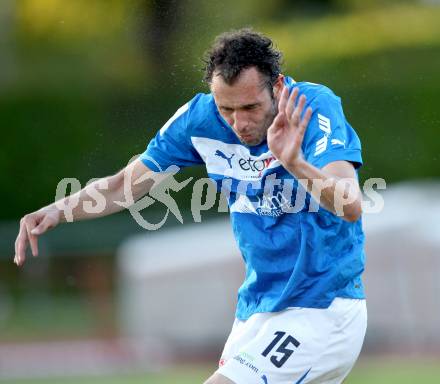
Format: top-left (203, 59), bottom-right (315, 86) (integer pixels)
top-left (203, 28), bottom-right (283, 88)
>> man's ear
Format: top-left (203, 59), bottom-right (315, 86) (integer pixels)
top-left (273, 74), bottom-right (285, 99)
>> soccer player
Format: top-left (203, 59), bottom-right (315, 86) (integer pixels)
top-left (14, 29), bottom-right (367, 384)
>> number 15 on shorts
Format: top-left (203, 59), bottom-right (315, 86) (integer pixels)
top-left (261, 331), bottom-right (301, 368)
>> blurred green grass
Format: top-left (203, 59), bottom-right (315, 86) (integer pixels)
top-left (2, 359), bottom-right (440, 383)
top-left (347, 358), bottom-right (440, 384)
top-left (269, 3), bottom-right (440, 67)
top-left (0, 368), bottom-right (211, 384)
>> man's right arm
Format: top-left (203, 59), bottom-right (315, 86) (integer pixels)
top-left (14, 158), bottom-right (161, 266)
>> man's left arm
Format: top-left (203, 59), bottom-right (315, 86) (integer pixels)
top-left (267, 86), bottom-right (362, 222)
top-left (284, 158), bottom-right (362, 222)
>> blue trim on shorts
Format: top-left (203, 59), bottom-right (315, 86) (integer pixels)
top-left (294, 367), bottom-right (312, 384)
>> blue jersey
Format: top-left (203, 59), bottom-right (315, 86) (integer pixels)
top-left (141, 77), bottom-right (365, 321)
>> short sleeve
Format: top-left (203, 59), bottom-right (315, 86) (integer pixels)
top-left (302, 92), bottom-right (362, 170)
top-left (141, 95), bottom-right (204, 172)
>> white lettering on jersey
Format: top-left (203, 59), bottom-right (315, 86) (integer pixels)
top-left (191, 137), bottom-right (281, 181)
top-left (317, 113), bottom-right (331, 134)
top-left (315, 136), bottom-right (328, 156)
top-left (160, 103), bottom-right (189, 135)
top-left (230, 194), bottom-right (258, 214)
top-left (314, 113), bottom-right (332, 156)
top-left (331, 138), bottom-right (345, 147)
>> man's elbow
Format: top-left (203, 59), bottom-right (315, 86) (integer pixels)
top-left (342, 201), bottom-right (363, 223)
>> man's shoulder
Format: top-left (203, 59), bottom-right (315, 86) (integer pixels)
top-left (285, 77), bottom-right (339, 104)
top-left (182, 92), bottom-right (233, 141)
top-left (181, 92), bottom-right (219, 128)
top-left (188, 92), bottom-right (216, 115)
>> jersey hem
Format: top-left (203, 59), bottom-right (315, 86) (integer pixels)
top-left (235, 294), bottom-right (366, 321)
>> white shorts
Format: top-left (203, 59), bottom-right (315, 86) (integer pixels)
top-left (217, 298), bottom-right (367, 384)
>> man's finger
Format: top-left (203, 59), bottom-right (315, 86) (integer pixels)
top-left (285, 87), bottom-right (298, 119)
top-left (25, 220), bottom-right (39, 257)
top-left (298, 107), bottom-right (313, 138)
top-left (23, 216), bottom-right (37, 256)
top-left (16, 235), bottom-right (28, 266)
top-left (14, 220), bottom-right (28, 266)
top-left (278, 86), bottom-right (289, 115)
top-left (16, 237), bottom-right (26, 265)
top-left (292, 94), bottom-right (307, 125)
top-left (14, 229), bottom-right (19, 257)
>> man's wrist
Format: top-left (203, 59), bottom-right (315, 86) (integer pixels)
top-left (46, 203), bottom-right (65, 223)
top-left (284, 156), bottom-right (307, 177)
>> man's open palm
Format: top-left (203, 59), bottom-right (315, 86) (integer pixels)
top-left (267, 86), bottom-right (313, 167)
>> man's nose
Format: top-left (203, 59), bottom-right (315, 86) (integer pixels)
top-left (232, 111), bottom-right (249, 132)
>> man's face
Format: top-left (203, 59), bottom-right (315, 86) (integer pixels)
top-left (211, 67), bottom-right (283, 146)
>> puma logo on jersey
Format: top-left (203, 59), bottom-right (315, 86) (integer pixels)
top-left (215, 150), bottom-right (235, 168)
top-left (314, 113), bottom-right (331, 156)
top-left (331, 138), bottom-right (345, 147)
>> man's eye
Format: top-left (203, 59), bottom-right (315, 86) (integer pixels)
top-left (244, 105), bottom-right (257, 110)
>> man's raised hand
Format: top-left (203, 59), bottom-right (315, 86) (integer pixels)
top-left (267, 86), bottom-right (313, 168)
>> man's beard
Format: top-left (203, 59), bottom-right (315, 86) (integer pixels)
top-left (240, 97), bottom-right (278, 146)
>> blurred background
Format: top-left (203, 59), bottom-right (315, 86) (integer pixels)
top-left (1, 0), bottom-right (439, 382)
